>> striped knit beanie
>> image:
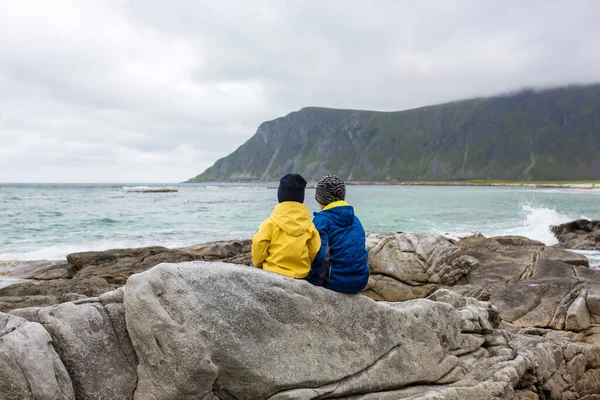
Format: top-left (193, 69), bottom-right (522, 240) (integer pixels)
top-left (315, 175), bottom-right (346, 206)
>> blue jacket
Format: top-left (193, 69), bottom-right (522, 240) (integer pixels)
top-left (307, 201), bottom-right (369, 293)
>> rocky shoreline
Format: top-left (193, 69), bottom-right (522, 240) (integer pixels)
top-left (2, 222), bottom-right (600, 398)
top-left (552, 219), bottom-right (600, 251)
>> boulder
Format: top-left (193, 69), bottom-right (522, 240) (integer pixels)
top-left (11, 288), bottom-right (138, 400)
top-left (551, 219), bottom-right (600, 250)
top-left (362, 232), bottom-right (600, 333)
top-left (0, 312), bottom-right (74, 400)
top-left (123, 261), bottom-right (600, 399)
top-left (124, 261), bottom-right (482, 399)
top-left (363, 232), bottom-right (479, 301)
top-left (458, 235), bottom-right (600, 332)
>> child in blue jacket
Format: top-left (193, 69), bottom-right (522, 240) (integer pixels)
top-left (307, 175), bottom-right (370, 293)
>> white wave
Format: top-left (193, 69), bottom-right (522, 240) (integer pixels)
top-left (122, 186), bottom-right (153, 190)
top-left (204, 186), bottom-right (220, 189)
top-left (0, 244), bottom-right (114, 261)
top-left (0, 234), bottom-right (251, 261)
top-left (0, 240), bottom-right (180, 261)
top-left (500, 203), bottom-right (573, 245)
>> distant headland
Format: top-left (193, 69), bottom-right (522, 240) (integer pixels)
top-left (187, 84), bottom-right (600, 183)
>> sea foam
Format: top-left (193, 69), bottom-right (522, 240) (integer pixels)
top-left (440, 203), bottom-right (573, 245)
top-left (506, 203), bottom-right (574, 245)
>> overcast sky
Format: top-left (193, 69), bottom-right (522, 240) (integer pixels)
top-left (1, 0), bottom-right (599, 183)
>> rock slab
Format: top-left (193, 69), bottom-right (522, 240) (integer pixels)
top-left (363, 232), bottom-right (479, 301)
top-left (124, 262), bottom-right (472, 399)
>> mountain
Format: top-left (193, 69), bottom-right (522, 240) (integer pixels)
top-left (188, 84), bottom-right (600, 182)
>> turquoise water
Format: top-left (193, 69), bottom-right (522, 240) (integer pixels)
top-left (0, 183), bottom-right (599, 267)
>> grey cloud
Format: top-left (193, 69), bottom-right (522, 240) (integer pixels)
top-left (1, 0), bottom-right (600, 182)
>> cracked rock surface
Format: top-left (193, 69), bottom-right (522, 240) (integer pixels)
top-left (2, 232), bottom-right (600, 399)
top-left (8, 288), bottom-right (137, 400)
top-left (363, 232), bottom-right (479, 302)
top-left (0, 312), bottom-right (74, 400)
top-left (125, 262), bottom-right (470, 399)
top-left (361, 232), bottom-right (600, 336)
top-left (124, 262), bottom-right (600, 399)
top-left (457, 235), bottom-right (600, 334)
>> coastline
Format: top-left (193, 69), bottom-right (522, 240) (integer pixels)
top-left (2, 235), bottom-right (599, 292)
top-left (2, 184), bottom-right (598, 276)
top-left (264, 181), bottom-right (600, 193)
top-left (194, 180), bottom-right (600, 191)
top-left (347, 181), bottom-right (600, 189)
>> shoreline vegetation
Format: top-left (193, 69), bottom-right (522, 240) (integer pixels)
top-left (348, 180), bottom-right (600, 188)
top-left (232, 180), bottom-right (600, 190)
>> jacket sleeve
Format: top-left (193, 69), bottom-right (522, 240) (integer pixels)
top-left (251, 219), bottom-right (271, 268)
top-left (307, 223), bottom-right (322, 263)
top-left (307, 215), bottom-right (330, 287)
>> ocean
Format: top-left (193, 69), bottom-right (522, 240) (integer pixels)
top-left (1, 183), bottom-right (599, 269)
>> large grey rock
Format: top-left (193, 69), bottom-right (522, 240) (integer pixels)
top-left (5, 256), bottom-right (599, 399)
top-left (0, 312), bottom-right (74, 400)
top-left (13, 289), bottom-right (137, 400)
top-left (459, 235), bottom-right (600, 331)
top-left (124, 262), bottom-right (600, 399)
top-left (363, 232), bottom-right (479, 301)
top-left (125, 262), bottom-right (478, 399)
top-left (333, 325), bottom-right (600, 399)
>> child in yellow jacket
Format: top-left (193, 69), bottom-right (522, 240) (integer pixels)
top-left (252, 174), bottom-right (321, 278)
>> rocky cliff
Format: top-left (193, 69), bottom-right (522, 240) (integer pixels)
top-left (188, 84), bottom-right (600, 182)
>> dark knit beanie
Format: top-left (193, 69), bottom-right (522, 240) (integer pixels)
top-left (277, 173), bottom-right (307, 203)
top-left (315, 175), bottom-right (346, 206)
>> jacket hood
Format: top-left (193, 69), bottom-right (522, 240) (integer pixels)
top-left (270, 202), bottom-right (312, 237)
top-left (319, 204), bottom-right (355, 227)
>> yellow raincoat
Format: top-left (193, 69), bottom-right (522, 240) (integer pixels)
top-left (252, 202), bottom-right (321, 278)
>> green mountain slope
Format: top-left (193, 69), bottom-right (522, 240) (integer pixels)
top-left (188, 84), bottom-right (600, 182)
